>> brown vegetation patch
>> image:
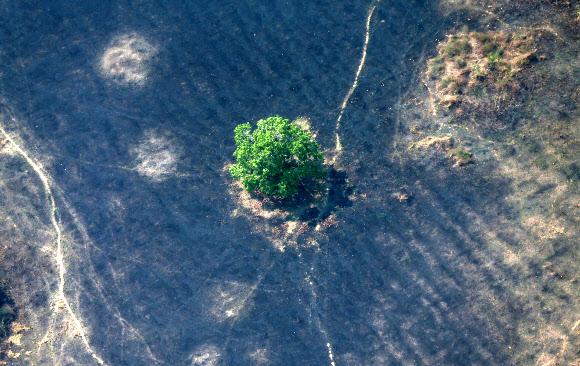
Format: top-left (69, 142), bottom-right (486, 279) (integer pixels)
top-left (410, 135), bottom-right (473, 166)
top-left (413, 136), bottom-right (455, 150)
top-left (426, 30), bottom-right (538, 130)
top-left (447, 147), bottom-right (474, 166)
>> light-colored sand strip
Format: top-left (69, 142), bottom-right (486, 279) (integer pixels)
top-left (333, 1), bottom-right (379, 161)
top-left (323, 2), bottom-right (381, 363)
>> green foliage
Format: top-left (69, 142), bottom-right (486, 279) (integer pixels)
top-left (482, 39), bottom-right (501, 55)
top-left (450, 147), bottom-right (471, 160)
top-left (439, 77), bottom-right (452, 89)
top-left (429, 55), bottom-right (446, 77)
top-left (449, 147), bottom-right (473, 166)
top-left (487, 52), bottom-right (504, 71)
top-left (230, 116), bottom-right (325, 198)
top-left (455, 56), bottom-right (468, 68)
top-left (473, 63), bottom-right (487, 79)
top-left (443, 37), bottom-right (472, 57)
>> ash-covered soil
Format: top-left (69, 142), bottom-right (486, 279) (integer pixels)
top-left (0, 0), bottom-right (578, 365)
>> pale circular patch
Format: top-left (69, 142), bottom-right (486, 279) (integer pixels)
top-left (248, 348), bottom-right (270, 365)
top-left (207, 281), bottom-right (254, 322)
top-left (189, 344), bottom-right (221, 366)
top-left (131, 130), bottom-right (180, 182)
top-left (100, 33), bottom-right (158, 85)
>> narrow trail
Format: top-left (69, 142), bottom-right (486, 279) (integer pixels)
top-left (333, 0), bottom-right (380, 162)
top-left (308, 2), bottom-right (382, 364)
top-left (0, 105), bottom-right (106, 365)
top-left (304, 267), bottom-right (336, 366)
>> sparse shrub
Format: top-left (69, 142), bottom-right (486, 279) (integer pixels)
top-left (483, 40), bottom-right (501, 56)
top-left (487, 52), bottom-right (503, 71)
top-left (473, 63), bottom-right (487, 79)
top-left (443, 37), bottom-right (472, 57)
top-left (429, 55), bottom-right (446, 77)
top-left (439, 77), bottom-right (452, 89)
top-left (230, 116), bottom-right (325, 198)
top-left (473, 85), bottom-right (484, 98)
top-left (448, 147), bottom-right (473, 165)
top-left (455, 57), bottom-right (467, 68)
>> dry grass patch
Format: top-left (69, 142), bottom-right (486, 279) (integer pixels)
top-left (410, 135), bottom-right (473, 166)
top-left (447, 147), bottom-right (474, 166)
top-left (413, 136), bottom-right (455, 150)
top-left (426, 30), bottom-right (538, 129)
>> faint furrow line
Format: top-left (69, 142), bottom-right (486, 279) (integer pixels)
top-left (221, 261), bottom-right (275, 357)
top-left (54, 188), bottom-right (164, 365)
top-left (315, 1), bottom-right (382, 363)
top-left (51, 153), bottom-right (197, 179)
top-left (304, 270), bottom-right (336, 366)
top-left (0, 114), bottom-right (106, 365)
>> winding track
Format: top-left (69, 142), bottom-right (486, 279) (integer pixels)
top-left (315, 1), bottom-right (381, 363)
top-left (0, 106), bottom-right (106, 365)
top-left (333, 0), bottom-right (380, 161)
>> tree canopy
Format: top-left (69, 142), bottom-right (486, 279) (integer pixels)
top-left (230, 116), bottom-right (325, 198)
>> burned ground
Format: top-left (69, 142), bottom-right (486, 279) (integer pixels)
top-left (0, 0), bottom-right (578, 365)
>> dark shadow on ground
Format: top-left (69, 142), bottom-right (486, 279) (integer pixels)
top-left (0, 287), bottom-right (15, 340)
top-left (252, 166), bottom-right (354, 228)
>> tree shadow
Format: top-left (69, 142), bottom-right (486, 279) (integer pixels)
top-left (0, 286), bottom-right (15, 341)
top-left (253, 166), bottom-right (354, 227)
top-left (308, 160), bottom-right (524, 365)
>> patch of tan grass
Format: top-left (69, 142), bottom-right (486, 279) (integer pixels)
top-left (447, 147), bottom-right (474, 166)
top-left (413, 136), bottom-right (455, 150)
top-left (426, 30), bottom-right (538, 127)
top-left (410, 135), bottom-right (473, 166)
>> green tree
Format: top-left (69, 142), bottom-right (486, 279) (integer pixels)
top-left (230, 116), bottom-right (325, 198)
